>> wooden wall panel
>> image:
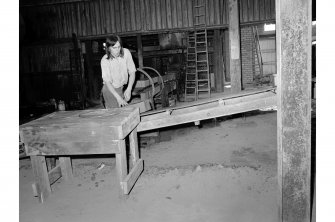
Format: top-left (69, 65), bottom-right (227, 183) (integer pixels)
top-left (20, 0), bottom-right (275, 41)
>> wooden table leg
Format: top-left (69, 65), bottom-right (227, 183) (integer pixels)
top-left (116, 140), bottom-right (127, 196)
top-left (129, 127), bottom-right (140, 169)
top-left (121, 128), bottom-right (144, 194)
top-left (59, 157), bottom-right (73, 181)
top-left (30, 156), bottom-right (51, 203)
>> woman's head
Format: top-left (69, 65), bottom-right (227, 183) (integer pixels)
top-left (105, 35), bottom-right (124, 59)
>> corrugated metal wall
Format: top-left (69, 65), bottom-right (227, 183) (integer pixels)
top-left (20, 0), bottom-right (275, 41)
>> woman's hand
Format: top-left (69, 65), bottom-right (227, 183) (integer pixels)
top-left (117, 97), bottom-right (128, 107)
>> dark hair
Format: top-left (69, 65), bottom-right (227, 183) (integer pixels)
top-left (105, 35), bottom-right (124, 59)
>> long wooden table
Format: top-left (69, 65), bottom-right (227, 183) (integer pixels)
top-left (20, 107), bottom-right (144, 203)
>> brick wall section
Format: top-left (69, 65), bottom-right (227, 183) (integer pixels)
top-left (240, 26), bottom-right (259, 88)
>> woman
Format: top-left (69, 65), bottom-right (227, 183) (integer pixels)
top-left (100, 35), bottom-right (136, 108)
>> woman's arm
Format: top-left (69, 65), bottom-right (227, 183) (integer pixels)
top-left (124, 71), bottom-right (135, 101)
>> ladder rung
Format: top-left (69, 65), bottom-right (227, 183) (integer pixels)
top-left (198, 89), bottom-right (210, 92)
top-left (196, 51), bottom-right (207, 53)
top-left (196, 41), bottom-right (207, 44)
top-left (198, 79), bottom-right (209, 81)
top-left (196, 60), bottom-right (208, 63)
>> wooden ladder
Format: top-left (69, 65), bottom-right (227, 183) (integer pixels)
top-left (252, 26), bottom-right (263, 78)
top-left (185, 0), bottom-right (210, 101)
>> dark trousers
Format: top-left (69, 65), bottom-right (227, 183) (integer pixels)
top-left (101, 85), bottom-right (123, 108)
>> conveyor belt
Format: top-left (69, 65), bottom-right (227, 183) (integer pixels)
top-left (137, 87), bottom-right (277, 132)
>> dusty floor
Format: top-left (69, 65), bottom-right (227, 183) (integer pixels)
top-left (20, 111), bottom-right (278, 222)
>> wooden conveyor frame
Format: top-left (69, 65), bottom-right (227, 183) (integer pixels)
top-left (137, 87), bottom-right (277, 132)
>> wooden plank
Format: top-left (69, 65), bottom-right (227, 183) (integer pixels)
top-left (176, 0), bottom-right (183, 27)
top-left (124, 0), bottom-right (131, 32)
top-left (137, 34), bottom-right (143, 68)
top-left (121, 159), bottom-right (144, 194)
top-left (214, 30), bottom-right (223, 92)
top-left (31, 156), bottom-right (51, 203)
top-left (182, 0), bottom-right (188, 28)
top-left (254, 0), bottom-right (260, 21)
top-left (71, 3), bottom-right (77, 36)
top-left (259, 0), bottom-right (265, 21)
top-left (160, 0), bottom-right (167, 29)
top-left (138, 92), bottom-right (276, 132)
top-left (166, 0), bottom-right (172, 28)
top-left (187, 0), bottom-right (193, 27)
top-left (130, 0), bottom-right (136, 31)
top-left (140, 0), bottom-right (146, 30)
top-left (228, 0), bottom-right (242, 93)
top-left (224, 29), bottom-right (230, 82)
top-left (171, 0), bottom-right (178, 28)
top-left (166, 0), bottom-right (172, 29)
top-left (141, 90), bottom-right (275, 120)
top-left (48, 164), bottom-right (62, 185)
top-left (59, 157), bottom-right (73, 181)
top-left (116, 140), bottom-right (127, 195)
top-left (114, 0), bottom-right (121, 32)
top-left (89, 1), bottom-right (96, 35)
top-left (141, 87), bottom-right (275, 116)
top-left (109, 0), bottom-right (116, 33)
top-left (209, 0), bottom-right (214, 25)
top-left (134, 0), bottom-right (141, 30)
top-left (214, 0), bottom-right (220, 25)
top-left (95, 0), bottom-right (101, 34)
top-left (270, 0), bottom-right (275, 20)
top-left (145, 0), bottom-right (151, 30)
top-left (149, 0), bottom-right (156, 30)
top-left (84, 2), bottom-right (90, 35)
top-left (249, 0), bottom-right (254, 22)
top-left (99, 0), bottom-right (106, 33)
top-left (129, 128), bottom-right (139, 168)
top-left (276, 0), bottom-right (311, 221)
top-left (119, 1), bottom-right (127, 32)
top-left (60, 4), bottom-right (68, 38)
top-left (156, 0), bottom-right (162, 29)
top-left (76, 3), bottom-right (82, 36)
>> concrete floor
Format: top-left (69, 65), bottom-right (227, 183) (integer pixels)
top-left (20, 111), bottom-right (278, 222)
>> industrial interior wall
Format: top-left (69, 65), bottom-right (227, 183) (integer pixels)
top-left (19, 43), bottom-right (74, 105)
top-left (20, 0), bottom-right (275, 43)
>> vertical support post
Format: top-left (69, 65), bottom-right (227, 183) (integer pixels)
top-left (276, 0), bottom-right (312, 221)
top-left (214, 30), bottom-right (223, 92)
top-left (228, 0), bottom-right (242, 93)
top-left (224, 29), bottom-right (230, 83)
top-left (85, 41), bottom-right (99, 101)
top-left (137, 34), bottom-right (143, 68)
top-left (129, 127), bottom-right (140, 169)
top-left (116, 140), bottom-right (127, 195)
top-left (31, 156), bottom-right (51, 203)
top-left (59, 157), bottom-right (73, 181)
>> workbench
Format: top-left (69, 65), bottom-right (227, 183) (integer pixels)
top-left (20, 107), bottom-right (144, 203)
